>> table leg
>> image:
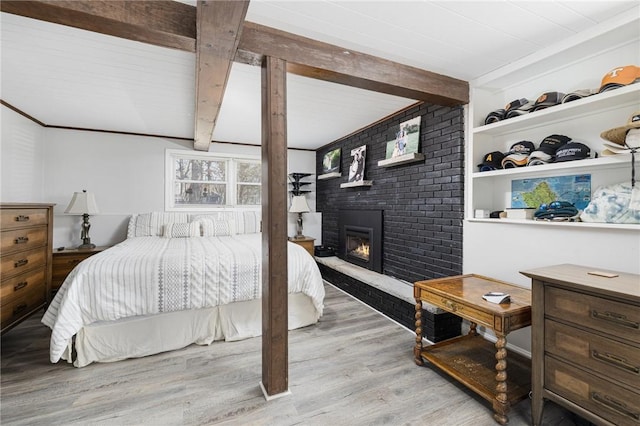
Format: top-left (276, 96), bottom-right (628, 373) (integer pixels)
top-left (468, 321), bottom-right (478, 335)
top-left (414, 299), bottom-right (424, 366)
top-left (493, 335), bottom-right (509, 425)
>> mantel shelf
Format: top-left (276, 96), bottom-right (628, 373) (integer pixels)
top-left (317, 172), bottom-right (342, 180)
top-left (377, 152), bottom-right (425, 167)
top-left (340, 180), bottom-right (373, 188)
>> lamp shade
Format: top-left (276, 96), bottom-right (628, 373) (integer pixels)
top-left (289, 195), bottom-right (310, 213)
top-left (65, 190), bottom-right (99, 214)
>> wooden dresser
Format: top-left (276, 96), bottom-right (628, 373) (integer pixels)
top-left (522, 264), bottom-right (640, 426)
top-left (1, 203), bottom-right (54, 334)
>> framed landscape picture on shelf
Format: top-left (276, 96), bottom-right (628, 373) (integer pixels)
top-left (322, 148), bottom-right (341, 174)
top-left (385, 116), bottom-right (421, 159)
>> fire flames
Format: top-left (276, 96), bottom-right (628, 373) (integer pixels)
top-left (352, 242), bottom-right (370, 259)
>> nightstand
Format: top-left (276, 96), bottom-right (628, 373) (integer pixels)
top-left (51, 246), bottom-right (108, 296)
top-left (288, 237), bottom-right (315, 257)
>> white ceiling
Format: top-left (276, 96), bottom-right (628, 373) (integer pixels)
top-left (1, 1), bottom-right (638, 150)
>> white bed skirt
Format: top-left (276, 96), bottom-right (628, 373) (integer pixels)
top-left (66, 292), bottom-right (318, 367)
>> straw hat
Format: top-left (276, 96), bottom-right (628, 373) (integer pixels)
top-left (600, 111), bottom-right (640, 146)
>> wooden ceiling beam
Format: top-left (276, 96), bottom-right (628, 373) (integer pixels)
top-left (193, 0), bottom-right (249, 151)
top-left (0, 0), bottom-right (196, 52)
top-left (238, 22), bottom-right (469, 106)
top-left (2, 0), bottom-right (469, 106)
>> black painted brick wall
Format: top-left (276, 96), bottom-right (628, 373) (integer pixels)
top-left (316, 103), bottom-right (465, 284)
top-left (318, 263), bottom-right (461, 342)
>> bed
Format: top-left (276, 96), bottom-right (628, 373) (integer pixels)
top-left (42, 211), bottom-right (325, 367)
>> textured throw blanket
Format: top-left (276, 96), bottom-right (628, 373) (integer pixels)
top-left (42, 234), bottom-right (324, 362)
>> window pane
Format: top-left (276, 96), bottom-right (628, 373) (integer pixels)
top-left (237, 162), bottom-right (261, 183)
top-left (175, 183), bottom-right (226, 205)
top-left (237, 184), bottom-right (261, 205)
top-left (175, 158), bottom-right (226, 182)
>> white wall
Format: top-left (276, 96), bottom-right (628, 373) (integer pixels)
top-left (1, 107), bottom-right (46, 202)
top-left (1, 105), bottom-right (319, 248)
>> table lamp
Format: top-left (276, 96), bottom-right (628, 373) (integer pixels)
top-left (65, 190), bottom-right (99, 249)
top-left (289, 195), bottom-right (310, 239)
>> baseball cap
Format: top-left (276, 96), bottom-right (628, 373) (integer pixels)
top-left (536, 134), bottom-right (571, 155)
top-left (531, 92), bottom-right (565, 112)
top-left (554, 142), bottom-right (591, 162)
top-left (561, 89), bottom-right (597, 103)
top-left (527, 134), bottom-right (571, 166)
top-left (600, 111), bottom-right (640, 146)
top-left (502, 141), bottom-right (535, 168)
top-left (477, 151), bottom-right (505, 172)
top-left (599, 65), bottom-right (640, 93)
top-left (485, 109), bottom-right (505, 125)
top-left (504, 98), bottom-right (535, 119)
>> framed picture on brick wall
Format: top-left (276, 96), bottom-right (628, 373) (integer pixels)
top-left (348, 145), bottom-right (366, 182)
top-left (385, 116), bottom-right (421, 159)
top-left (322, 147), bottom-right (341, 174)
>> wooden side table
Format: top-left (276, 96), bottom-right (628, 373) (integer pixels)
top-left (414, 274), bottom-right (532, 425)
top-left (288, 236), bottom-right (315, 257)
top-left (51, 246), bottom-right (108, 296)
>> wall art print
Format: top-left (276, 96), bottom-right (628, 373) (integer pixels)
top-left (348, 145), bottom-right (367, 182)
top-left (322, 147), bottom-right (341, 174)
top-left (385, 116), bottom-right (421, 159)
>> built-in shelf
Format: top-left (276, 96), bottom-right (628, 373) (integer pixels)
top-left (340, 180), bottom-right (373, 188)
top-left (472, 154), bottom-right (638, 179)
top-left (473, 84), bottom-right (639, 136)
top-left (466, 218), bottom-right (640, 230)
top-left (377, 152), bottom-right (425, 167)
top-left (317, 172), bottom-right (342, 180)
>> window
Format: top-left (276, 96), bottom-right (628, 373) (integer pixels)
top-left (166, 150), bottom-right (261, 210)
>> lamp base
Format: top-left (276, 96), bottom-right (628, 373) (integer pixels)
top-left (77, 243), bottom-right (96, 250)
top-left (292, 235), bottom-right (307, 240)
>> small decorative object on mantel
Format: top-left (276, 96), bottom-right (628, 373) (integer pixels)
top-left (65, 189), bottom-right (99, 249)
top-left (379, 116), bottom-right (423, 168)
top-left (318, 147), bottom-right (342, 180)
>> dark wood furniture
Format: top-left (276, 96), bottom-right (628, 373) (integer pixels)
top-left (1, 203), bottom-right (54, 334)
top-left (51, 246), bottom-right (108, 297)
top-left (414, 274), bottom-right (532, 425)
top-left (288, 236), bottom-right (315, 257)
top-left (521, 264), bottom-right (640, 426)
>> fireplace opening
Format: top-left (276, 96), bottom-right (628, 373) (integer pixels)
top-left (338, 209), bottom-right (382, 273)
top-left (346, 227), bottom-right (371, 263)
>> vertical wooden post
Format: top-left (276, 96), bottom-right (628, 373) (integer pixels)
top-left (260, 55), bottom-right (289, 399)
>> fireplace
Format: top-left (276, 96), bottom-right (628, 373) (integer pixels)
top-left (338, 210), bottom-right (382, 273)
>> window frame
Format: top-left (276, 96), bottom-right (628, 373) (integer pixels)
top-left (165, 149), bottom-right (261, 211)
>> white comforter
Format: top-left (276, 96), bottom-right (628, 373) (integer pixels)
top-left (42, 234), bottom-right (325, 363)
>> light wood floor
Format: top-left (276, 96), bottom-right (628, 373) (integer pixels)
top-left (1, 283), bottom-right (583, 426)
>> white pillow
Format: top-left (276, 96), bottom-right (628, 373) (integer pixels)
top-left (128, 212), bottom-right (190, 238)
top-left (163, 222), bottom-right (200, 238)
top-left (199, 219), bottom-right (236, 237)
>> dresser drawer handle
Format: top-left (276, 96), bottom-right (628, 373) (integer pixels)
top-left (13, 303), bottom-right (28, 315)
top-left (15, 215), bottom-right (30, 222)
top-left (14, 259), bottom-right (28, 268)
top-left (13, 281), bottom-right (28, 291)
top-left (591, 392), bottom-right (640, 421)
top-left (14, 236), bottom-right (29, 244)
top-left (591, 310), bottom-right (640, 329)
top-left (592, 350), bottom-right (640, 374)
